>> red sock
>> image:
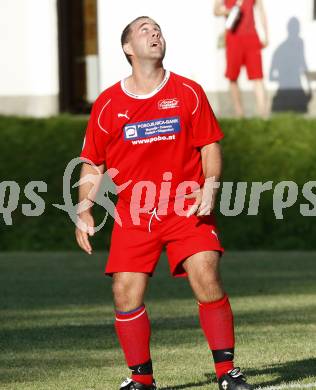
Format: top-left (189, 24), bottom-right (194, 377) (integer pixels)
top-left (115, 305), bottom-right (153, 386)
top-left (199, 294), bottom-right (235, 379)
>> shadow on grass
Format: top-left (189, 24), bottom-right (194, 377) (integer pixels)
top-left (0, 323), bottom-right (117, 353)
top-left (1, 320), bottom-right (315, 386)
top-left (1, 305), bottom-right (315, 354)
top-left (159, 359), bottom-right (316, 389)
top-left (249, 358), bottom-right (316, 388)
top-left (160, 373), bottom-right (214, 390)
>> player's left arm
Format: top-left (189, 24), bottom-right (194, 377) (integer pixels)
top-left (186, 142), bottom-right (222, 217)
top-left (256, 0), bottom-right (269, 47)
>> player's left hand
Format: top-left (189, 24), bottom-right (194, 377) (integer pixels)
top-left (185, 179), bottom-right (218, 217)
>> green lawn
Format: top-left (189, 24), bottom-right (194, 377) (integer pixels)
top-left (0, 251), bottom-right (315, 390)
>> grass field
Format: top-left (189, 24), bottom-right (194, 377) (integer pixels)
top-left (1, 251), bottom-right (316, 390)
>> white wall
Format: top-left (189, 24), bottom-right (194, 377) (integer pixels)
top-left (0, 0), bottom-right (59, 115)
top-left (0, 0), bottom-right (315, 116)
top-left (97, 0), bottom-right (316, 94)
top-left (97, 0), bottom-right (219, 90)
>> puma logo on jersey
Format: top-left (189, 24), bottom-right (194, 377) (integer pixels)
top-left (118, 110), bottom-right (130, 120)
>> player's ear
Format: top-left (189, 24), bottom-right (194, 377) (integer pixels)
top-left (123, 42), bottom-right (133, 57)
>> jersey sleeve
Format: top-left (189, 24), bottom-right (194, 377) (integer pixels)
top-left (190, 85), bottom-right (224, 148)
top-left (80, 99), bottom-right (109, 165)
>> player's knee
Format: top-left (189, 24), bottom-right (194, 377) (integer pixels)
top-left (199, 270), bottom-right (222, 290)
top-left (192, 270), bottom-right (224, 303)
top-left (190, 256), bottom-right (220, 282)
top-left (112, 279), bottom-right (142, 311)
top-left (112, 279), bottom-right (128, 302)
top-left (189, 260), bottom-right (222, 290)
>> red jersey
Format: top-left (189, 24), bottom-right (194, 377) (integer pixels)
top-left (80, 71), bottom-right (224, 205)
top-left (225, 0), bottom-right (257, 35)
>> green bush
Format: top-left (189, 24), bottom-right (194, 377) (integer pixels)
top-left (0, 114), bottom-right (315, 250)
top-left (217, 115), bottom-right (316, 249)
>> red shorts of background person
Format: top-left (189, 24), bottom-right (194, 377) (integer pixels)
top-left (225, 33), bottom-right (263, 81)
top-left (105, 199), bottom-right (224, 278)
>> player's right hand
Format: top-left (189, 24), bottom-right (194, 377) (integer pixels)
top-left (75, 212), bottom-right (95, 255)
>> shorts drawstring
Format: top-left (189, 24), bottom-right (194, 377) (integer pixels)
top-left (148, 207), bottom-right (161, 232)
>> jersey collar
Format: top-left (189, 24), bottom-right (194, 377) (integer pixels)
top-left (120, 70), bottom-right (170, 99)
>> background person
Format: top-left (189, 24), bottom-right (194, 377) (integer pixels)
top-left (214, 0), bottom-right (269, 117)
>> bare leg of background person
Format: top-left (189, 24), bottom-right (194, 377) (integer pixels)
top-left (253, 79), bottom-right (267, 117)
top-left (230, 81), bottom-right (244, 117)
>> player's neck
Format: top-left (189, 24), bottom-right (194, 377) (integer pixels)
top-left (125, 64), bottom-right (165, 96)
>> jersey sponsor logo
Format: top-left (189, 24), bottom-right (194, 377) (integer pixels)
top-left (158, 98), bottom-right (179, 110)
top-left (125, 125), bottom-right (138, 139)
top-left (132, 134), bottom-right (176, 145)
top-left (123, 116), bottom-right (181, 141)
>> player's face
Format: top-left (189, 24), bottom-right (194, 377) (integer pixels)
top-left (125, 18), bottom-right (166, 64)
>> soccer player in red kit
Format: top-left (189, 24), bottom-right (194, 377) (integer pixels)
top-left (214, 0), bottom-right (269, 117)
top-left (76, 16), bottom-right (253, 390)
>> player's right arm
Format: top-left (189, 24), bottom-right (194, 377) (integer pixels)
top-left (75, 162), bottom-right (105, 254)
top-left (76, 92), bottom-right (111, 254)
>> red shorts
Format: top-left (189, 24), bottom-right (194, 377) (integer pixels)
top-left (105, 199), bottom-right (224, 278)
top-left (225, 33), bottom-right (263, 81)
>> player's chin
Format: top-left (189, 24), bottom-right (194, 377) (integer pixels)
top-left (150, 53), bottom-right (165, 61)
top-left (150, 48), bottom-right (166, 59)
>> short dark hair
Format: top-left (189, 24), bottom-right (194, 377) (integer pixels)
top-left (121, 16), bottom-right (152, 65)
